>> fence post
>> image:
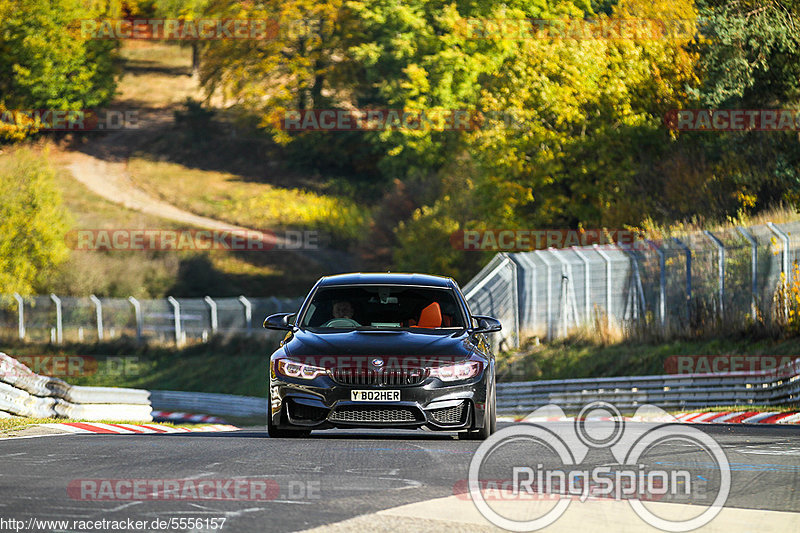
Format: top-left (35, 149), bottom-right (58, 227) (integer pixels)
top-left (737, 226), bottom-right (758, 320)
top-left (767, 222), bottom-right (790, 319)
top-left (238, 296), bottom-right (252, 333)
top-left (648, 240), bottom-right (666, 328)
top-left (533, 251), bottom-right (553, 339)
top-left (549, 248), bottom-right (579, 336)
top-left (515, 253), bottom-right (538, 335)
top-left (593, 245), bottom-right (612, 330)
top-left (622, 249), bottom-right (646, 321)
top-left (204, 296), bottom-right (218, 334)
top-left (128, 296), bottom-right (142, 342)
top-left (703, 230), bottom-right (726, 321)
top-left (49, 294), bottom-right (63, 344)
top-left (509, 259), bottom-right (520, 348)
top-left (167, 296), bottom-right (182, 347)
top-left (12, 293), bottom-right (24, 340)
top-left (89, 294), bottom-right (104, 341)
top-left (673, 238), bottom-right (692, 324)
top-left (571, 246), bottom-right (591, 325)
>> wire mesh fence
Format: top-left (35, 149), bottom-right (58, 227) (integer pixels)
top-left (0, 294), bottom-right (303, 345)
top-left (462, 254), bottom-right (520, 351)
top-left (463, 221), bottom-right (798, 345)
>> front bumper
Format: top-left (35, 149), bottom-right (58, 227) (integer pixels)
top-left (269, 372), bottom-right (489, 431)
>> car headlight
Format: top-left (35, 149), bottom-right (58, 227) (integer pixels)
top-left (276, 359), bottom-right (327, 380)
top-left (429, 361), bottom-right (482, 381)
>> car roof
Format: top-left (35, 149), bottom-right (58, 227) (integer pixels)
top-left (316, 272), bottom-right (455, 288)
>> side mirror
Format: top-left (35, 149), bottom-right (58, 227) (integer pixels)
top-left (471, 315), bottom-right (502, 334)
top-left (263, 312), bottom-right (296, 330)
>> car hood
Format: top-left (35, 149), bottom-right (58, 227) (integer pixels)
top-left (281, 329), bottom-right (475, 367)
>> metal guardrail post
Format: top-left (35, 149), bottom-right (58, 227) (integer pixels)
top-left (703, 230), bottom-right (726, 321)
top-left (673, 238), bottom-right (692, 324)
top-left (592, 244), bottom-right (612, 329)
top-left (571, 246), bottom-right (591, 324)
top-left (89, 294), bottom-right (104, 341)
top-left (128, 296), bottom-right (142, 342)
top-left (204, 296), bottom-right (218, 334)
top-left (767, 222), bottom-right (790, 319)
top-left (12, 293), bottom-right (24, 340)
top-left (737, 226), bottom-right (758, 320)
top-left (648, 240), bottom-right (666, 328)
top-left (49, 294), bottom-right (63, 344)
top-left (238, 296), bottom-right (252, 333)
top-left (167, 296), bottom-right (182, 347)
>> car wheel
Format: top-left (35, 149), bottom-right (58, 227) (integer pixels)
top-left (459, 381), bottom-right (495, 441)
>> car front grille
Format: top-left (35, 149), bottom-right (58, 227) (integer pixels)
top-left (329, 407), bottom-right (419, 424)
top-left (429, 402), bottom-right (467, 425)
top-left (330, 367), bottom-right (427, 387)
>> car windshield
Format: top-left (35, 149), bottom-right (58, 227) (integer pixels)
top-left (299, 285), bottom-right (466, 331)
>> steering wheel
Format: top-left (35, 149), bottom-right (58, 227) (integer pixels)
top-left (322, 318), bottom-right (361, 327)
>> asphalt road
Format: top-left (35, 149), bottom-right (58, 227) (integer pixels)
top-left (0, 423), bottom-right (798, 532)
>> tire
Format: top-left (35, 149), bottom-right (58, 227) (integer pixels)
top-left (459, 381), bottom-right (496, 441)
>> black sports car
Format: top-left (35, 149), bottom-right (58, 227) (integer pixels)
top-left (264, 273), bottom-right (501, 439)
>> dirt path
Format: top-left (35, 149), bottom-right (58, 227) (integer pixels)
top-left (58, 150), bottom-right (280, 245)
top-left (54, 136), bottom-right (353, 271)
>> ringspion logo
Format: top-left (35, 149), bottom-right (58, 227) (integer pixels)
top-left (467, 402), bottom-right (730, 531)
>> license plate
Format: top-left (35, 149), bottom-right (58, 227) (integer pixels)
top-left (351, 390), bottom-right (400, 402)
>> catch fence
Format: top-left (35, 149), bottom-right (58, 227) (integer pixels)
top-left (462, 222), bottom-right (799, 349)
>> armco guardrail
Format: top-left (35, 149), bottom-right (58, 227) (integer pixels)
top-left (0, 353), bottom-right (152, 421)
top-left (149, 390), bottom-right (266, 418)
top-left (150, 358), bottom-right (800, 421)
top-left (497, 357), bottom-right (800, 416)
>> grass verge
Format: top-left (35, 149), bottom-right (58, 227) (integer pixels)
top-left (496, 334), bottom-right (800, 382)
top-left (127, 157), bottom-right (369, 244)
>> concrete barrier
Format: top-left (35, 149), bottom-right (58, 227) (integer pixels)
top-left (0, 353), bottom-right (152, 422)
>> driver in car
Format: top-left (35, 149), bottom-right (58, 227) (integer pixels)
top-left (322, 300), bottom-right (360, 327)
top-left (332, 300), bottom-right (354, 320)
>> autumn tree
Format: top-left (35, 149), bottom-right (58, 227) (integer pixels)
top-left (0, 150), bottom-right (70, 295)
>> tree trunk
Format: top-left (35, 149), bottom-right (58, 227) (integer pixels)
top-left (192, 42), bottom-right (200, 78)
